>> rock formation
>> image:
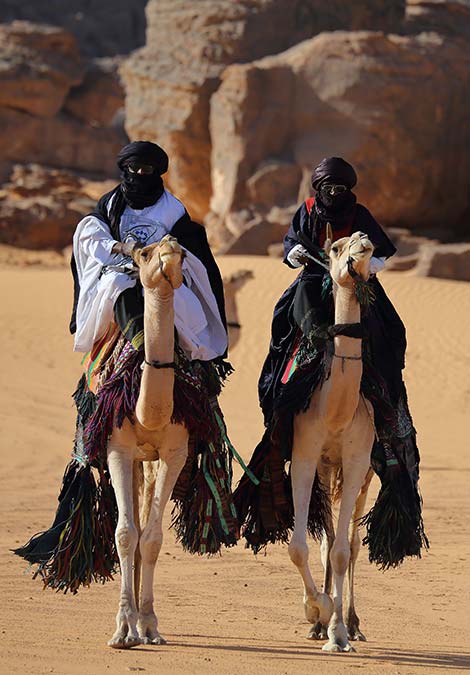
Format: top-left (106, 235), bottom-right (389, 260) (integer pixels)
top-left (0, 22), bottom-right (127, 248)
top-left (0, 164), bottom-right (115, 249)
top-left (122, 0), bottom-right (405, 222)
top-left (0, 0), bottom-right (148, 57)
top-left (207, 28), bottom-right (469, 251)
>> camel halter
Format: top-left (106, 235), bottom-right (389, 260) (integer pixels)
top-left (144, 359), bottom-right (175, 370)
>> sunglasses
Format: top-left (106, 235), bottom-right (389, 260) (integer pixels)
top-left (127, 163), bottom-right (156, 175)
top-left (321, 183), bottom-right (349, 195)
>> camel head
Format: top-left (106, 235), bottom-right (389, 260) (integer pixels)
top-left (131, 234), bottom-right (184, 291)
top-left (325, 226), bottom-right (374, 288)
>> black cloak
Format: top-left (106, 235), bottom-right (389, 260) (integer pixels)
top-left (259, 199), bottom-right (404, 424)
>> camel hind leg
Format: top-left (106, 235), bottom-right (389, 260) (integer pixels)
top-left (347, 467), bottom-right (374, 641)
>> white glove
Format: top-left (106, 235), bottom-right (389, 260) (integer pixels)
top-left (287, 243), bottom-right (310, 268)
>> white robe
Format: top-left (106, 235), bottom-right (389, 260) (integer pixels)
top-left (72, 190), bottom-right (228, 360)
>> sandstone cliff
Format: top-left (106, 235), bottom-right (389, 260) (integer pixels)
top-left (122, 0), bottom-right (405, 222)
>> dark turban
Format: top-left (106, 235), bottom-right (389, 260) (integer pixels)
top-left (117, 141), bottom-right (169, 175)
top-left (311, 157), bottom-right (357, 191)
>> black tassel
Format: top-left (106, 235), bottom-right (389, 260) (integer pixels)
top-left (14, 460), bottom-right (118, 594)
top-left (360, 466), bottom-right (429, 569)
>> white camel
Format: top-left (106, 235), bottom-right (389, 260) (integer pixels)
top-left (106, 235), bottom-right (189, 649)
top-left (223, 269), bottom-right (254, 350)
top-left (288, 229), bottom-right (375, 653)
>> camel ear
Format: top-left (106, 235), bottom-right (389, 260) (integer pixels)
top-left (324, 222), bottom-right (333, 255)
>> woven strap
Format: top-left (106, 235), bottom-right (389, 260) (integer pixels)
top-left (328, 323), bottom-right (363, 339)
top-left (144, 359), bottom-right (176, 369)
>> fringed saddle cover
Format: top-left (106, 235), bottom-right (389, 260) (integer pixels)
top-left (14, 337), bottom-right (240, 593)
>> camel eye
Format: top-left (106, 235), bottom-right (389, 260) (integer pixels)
top-left (140, 249), bottom-right (149, 260)
top-left (332, 245), bottom-right (339, 254)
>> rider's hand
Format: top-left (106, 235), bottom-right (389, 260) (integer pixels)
top-left (287, 244), bottom-right (310, 267)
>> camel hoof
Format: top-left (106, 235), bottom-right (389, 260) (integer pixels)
top-left (306, 622), bottom-right (328, 640)
top-left (140, 634), bottom-right (167, 646)
top-left (322, 641), bottom-right (356, 653)
top-left (108, 635), bottom-right (141, 650)
top-left (304, 592), bottom-right (333, 626)
top-left (349, 628), bottom-right (367, 642)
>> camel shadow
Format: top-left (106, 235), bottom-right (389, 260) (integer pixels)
top-left (143, 635), bottom-right (470, 670)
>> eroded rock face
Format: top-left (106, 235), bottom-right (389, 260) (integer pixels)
top-left (122, 0), bottom-right (405, 221)
top-left (0, 1), bottom-right (148, 57)
top-left (0, 22), bottom-right (127, 181)
top-left (0, 164), bottom-right (115, 250)
top-left (64, 58), bottom-right (125, 127)
top-left (0, 22), bottom-right (84, 118)
top-left (414, 242), bottom-right (470, 281)
top-left (208, 30), bottom-right (470, 250)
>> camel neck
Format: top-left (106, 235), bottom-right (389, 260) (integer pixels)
top-left (143, 289), bottom-right (174, 364)
top-left (333, 286), bottom-right (361, 358)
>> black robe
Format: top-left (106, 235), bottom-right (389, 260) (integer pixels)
top-left (259, 200), bottom-right (405, 424)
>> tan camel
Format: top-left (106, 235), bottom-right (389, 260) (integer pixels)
top-left (223, 269), bottom-right (254, 350)
top-left (106, 235), bottom-right (190, 649)
top-left (288, 229), bottom-right (376, 653)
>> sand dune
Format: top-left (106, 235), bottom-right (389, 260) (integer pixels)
top-left (1, 257), bottom-right (469, 674)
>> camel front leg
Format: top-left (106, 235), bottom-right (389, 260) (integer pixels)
top-left (289, 418), bottom-right (333, 632)
top-left (347, 467), bottom-right (374, 642)
top-left (107, 445), bottom-right (140, 649)
top-left (138, 437), bottom-right (188, 645)
top-left (308, 498), bottom-right (335, 641)
top-left (323, 441), bottom-right (372, 652)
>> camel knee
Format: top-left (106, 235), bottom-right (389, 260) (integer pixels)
top-left (289, 540), bottom-right (309, 568)
top-left (115, 523), bottom-right (138, 557)
top-left (330, 540), bottom-right (350, 577)
top-left (140, 529), bottom-right (163, 565)
top-left (350, 530), bottom-right (361, 563)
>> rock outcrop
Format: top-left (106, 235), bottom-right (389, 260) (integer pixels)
top-left (208, 29), bottom-right (470, 252)
top-left (0, 164), bottom-right (115, 249)
top-left (0, 22), bottom-right (127, 248)
top-left (0, 22), bottom-right (127, 181)
top-left (414, 242), bottom-right (470, 281)
top-left (122, 0), bottom-right (405, 222)
top-left (0, 0), bottom-right (148, 57)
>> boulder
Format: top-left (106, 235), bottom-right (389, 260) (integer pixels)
top-left (414, 242), bottom-right (470, 281)
top-left (122, 0), bottom-right (405, 221)
top-left (0, 21), bottom-right (83, 118)
top-left (63, 57), bottom-right (125, 128)
top-left (405, 0), bottom-right (470, 41)
top-left (0, 108), bottom-right (126, 179)
top-left (0, 1), bottom-right (147, 57)
top-left (0, 164), bottom-right (115, 250)
top-left (209, 30), bottom-right (470, 250)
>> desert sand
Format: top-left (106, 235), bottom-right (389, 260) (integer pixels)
top-left (1, 254), bottom-right (469, 675)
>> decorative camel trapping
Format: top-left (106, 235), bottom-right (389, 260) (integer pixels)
top-left (234, 227), bottom-right (428, 651)
top-left (15, 235), bottom-right (240, 649)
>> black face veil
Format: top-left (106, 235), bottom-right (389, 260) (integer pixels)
top-left (117, 141), bottom-right (169, 210)
top-left (311, 157), bottom-right (358, 228)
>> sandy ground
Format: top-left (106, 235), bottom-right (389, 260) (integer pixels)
top-left (1, 254), bottom-right (469, 675)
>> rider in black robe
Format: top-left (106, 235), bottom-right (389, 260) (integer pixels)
top-left (259, 157), bottom-right (405, 426)
top-left (235, 157), bottom-right (427, 567)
